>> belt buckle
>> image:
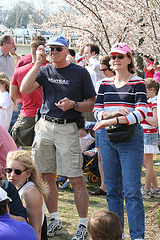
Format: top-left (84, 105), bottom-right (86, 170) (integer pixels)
top-left (53, 118), bottom-right (59, 124)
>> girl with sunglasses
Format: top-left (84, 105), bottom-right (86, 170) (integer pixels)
top-left (5, 150), bottom-right (49, 240)
top-left (93, 43), bottom-right (147, 240)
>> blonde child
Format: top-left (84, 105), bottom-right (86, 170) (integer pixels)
top-left (87, 209), bottom-right (122, 240)
top-left (141, 78), bottom-right (160, 198)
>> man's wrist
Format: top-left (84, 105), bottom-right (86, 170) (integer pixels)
top-left (72, 101), bottom-right (78, 110)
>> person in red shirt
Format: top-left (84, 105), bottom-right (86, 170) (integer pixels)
top-left (143, 55), bottom-right (155, 78)
top-left (10, 36), bottom-right (47, 146)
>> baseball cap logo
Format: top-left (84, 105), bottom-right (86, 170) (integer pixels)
top-left (114, 44), bottom-right (123, 48)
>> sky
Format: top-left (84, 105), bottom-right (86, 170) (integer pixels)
top-left (0, 0), bottom-right (66, 10)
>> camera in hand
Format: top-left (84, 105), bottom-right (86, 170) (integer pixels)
top-left (44, 47), bottom-right (51, 56)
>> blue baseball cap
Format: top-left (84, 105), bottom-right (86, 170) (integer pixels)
top-left (46, 36), bottom-right (69, 48)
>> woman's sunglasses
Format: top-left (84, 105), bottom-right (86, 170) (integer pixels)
top-left (5, 168), bottom-right (27, 175)
top-left (50, 47), bottom-right (64, 52)
top-left (110, 55), bottom-right (125, 60)
top-left (100, 68), bottom-right (108, 72)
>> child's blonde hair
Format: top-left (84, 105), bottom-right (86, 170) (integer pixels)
top-left (0, 72), bottom-right (17, 110)
top-left (145, 78), bottom-right (159, 95)
top-left (87, 209), bottom-right (122, 240)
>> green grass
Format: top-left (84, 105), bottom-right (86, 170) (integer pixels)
top-left (45, 156), bottom-right (160, 240)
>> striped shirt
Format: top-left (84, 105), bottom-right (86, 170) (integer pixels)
top-left (141, 95), bottom-right (158, 134)
top-left (93, 75), bottom-right (147, 125)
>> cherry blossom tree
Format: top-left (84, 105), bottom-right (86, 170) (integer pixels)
top-left (33, 0), bottom-right (160, 60)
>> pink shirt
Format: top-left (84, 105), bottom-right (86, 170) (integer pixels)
top-left (145, 61), bottom-right (155, 78)
top-left (0, 124), bottom-right (17, 168)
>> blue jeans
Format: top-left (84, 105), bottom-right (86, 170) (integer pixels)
top-left (99, 124), bottom-right (145, 240)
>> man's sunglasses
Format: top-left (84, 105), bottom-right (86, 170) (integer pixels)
top-left (5, 168), bottom-right (27, 175)
top-left (100, 68), bottom-right (108, 72)
top-left (110, 55), bottom-right (125, 60)
top-left (50, 47), bottom-right (64, 52)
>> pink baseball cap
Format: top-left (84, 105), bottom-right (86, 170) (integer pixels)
top-left (109, 43), bottom-right (132, 55)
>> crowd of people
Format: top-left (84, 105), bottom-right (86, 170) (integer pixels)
top-left (0, 32), bottom-right (160, 240)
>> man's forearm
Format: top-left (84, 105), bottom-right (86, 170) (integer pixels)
top-left (76, 97), bottom-right (96, 113)
top-left (20, 61), bottom-right (41, 94)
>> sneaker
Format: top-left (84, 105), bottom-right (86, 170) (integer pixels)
top-left (141, 187), bottom-right (152, 199)
top-left (122, 233), bottom-right (126, 240)
top-left (150, 187), bottom-right (160, 198)
top-left (47, 218), bottom-right (62, 237)
top-left (61, 180), bottom-right (70, 189)
top-left (56, 176), bottom-right (67, 183)
top-left (71, 224), bottom-right (88, 240)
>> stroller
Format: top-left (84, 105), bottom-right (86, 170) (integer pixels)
top-left (82, 142), bottom-right (101, 186)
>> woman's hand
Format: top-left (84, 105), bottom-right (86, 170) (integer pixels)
top-left (102, 107), bottom-right (129, 120)
top-left (111, 107), bottom-right (129, 117)
top-left (93, 118), bottom-right (116, 131)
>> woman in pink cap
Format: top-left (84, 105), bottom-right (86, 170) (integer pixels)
top-left (93, 43), bottom-right (147, 240)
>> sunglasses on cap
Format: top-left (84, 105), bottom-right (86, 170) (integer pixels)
top-left (100, 68), bottom-right (108, 72)
top-left (50, 46), bottom-right (64, 52)
top-left (110, 55), bottom-right (125, 60)
top-left (5, 168), bottom-right (27, 175)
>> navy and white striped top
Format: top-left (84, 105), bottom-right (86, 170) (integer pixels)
top-left (93, 76), bottom-right (148, 125)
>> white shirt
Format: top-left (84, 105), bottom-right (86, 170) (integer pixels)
top-left (18, 181), bottom-right (45, 226)
top-left (80, 133), bottom-right (95, 152)
top-left (86, 57), bottom-right (104, 88)
top-left (0, 50), bottom-right (14, 80)
top-left (0, 91), bottom-right (14, 131)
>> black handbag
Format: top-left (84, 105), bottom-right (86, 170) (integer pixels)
top-left (105, 124), bottom-right (135, 143)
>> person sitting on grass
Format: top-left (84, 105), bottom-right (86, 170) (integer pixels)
top-left (6, 150), bottom-right (49, 240)
top-left (0, 187), bottom-right (38, 240)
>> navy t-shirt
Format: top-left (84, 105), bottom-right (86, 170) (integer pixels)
top-left (36, 63), bottom-right (96, 119)
top-left (1, 180), bottom-right (27, 220)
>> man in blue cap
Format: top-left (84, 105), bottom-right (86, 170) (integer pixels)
top-left (20, 36), bottom-right (96, 240)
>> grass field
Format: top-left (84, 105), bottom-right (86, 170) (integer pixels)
top-left (45, 155), bottom-right (160, 240)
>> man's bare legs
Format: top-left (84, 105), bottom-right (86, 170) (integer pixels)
top-left (69, 176), bottom-right (89, 218)
top-left (42, 173), bottom-right (58, 212)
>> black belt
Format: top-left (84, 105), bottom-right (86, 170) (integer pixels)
top-left (42, 115), bottom-right (76, 124)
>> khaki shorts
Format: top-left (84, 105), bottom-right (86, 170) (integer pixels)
top-left (32, 117), bottom-right (83, 177)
